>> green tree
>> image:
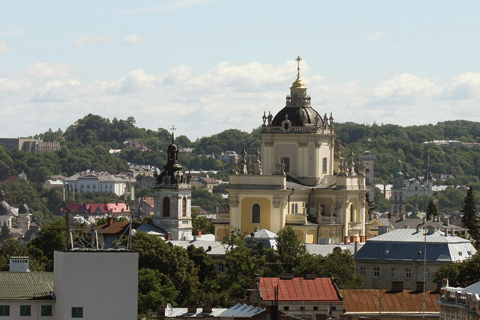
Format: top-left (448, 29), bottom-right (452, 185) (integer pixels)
top-left (365, 192), bottom-right (375, 217)
top-left (461, 186), bottom-right (479, 241)
top-left (275, 226), bottom-right (307, 274)
top-left (28, 219), bottom-right (66, 271)
top-left (138, 268), bottom-right (178, 314)
top-left (192, 208), bottom-right (214, 234)
top-left (0, 223), bottom-right (11, 242)
top-left (426, 200), bottom-right (438, 220)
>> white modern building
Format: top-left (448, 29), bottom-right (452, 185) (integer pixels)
top-left (0, 251), bottom-right (138, 320)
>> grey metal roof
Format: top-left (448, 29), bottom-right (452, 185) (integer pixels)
top-left (169, 240), bottom-right (227, 258)
top-left (306, 243), bottom-right (364, 256)
top-left (391, 218), bottom-right (463, 231)
top-left (355, 229), bottom-right (476, 263)
top-left (157, 307), bottom-right (228, 317)
top-left (0, 272), bottom-right (54, 300)
top-left (220, 303), bottom-right (265, 317)
top-left (461, 281), bottom-right (480, 295)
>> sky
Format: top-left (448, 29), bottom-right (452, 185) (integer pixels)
top-left (1, 1), bottom-right (480, 141)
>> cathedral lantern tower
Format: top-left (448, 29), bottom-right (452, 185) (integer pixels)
top-left (152, 127), bottom-right (193, 241)
top-left (217, 57), bottom-right (368, 245)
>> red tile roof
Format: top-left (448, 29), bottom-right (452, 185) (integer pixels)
top-left (341, 289), bottom-right (440, 313)
top-left (259, 277), bottom-right (342, 302)
top-left (142, 197), bottom-right (154, 208)
top-left (64, 203), bottom-right (130, 214)
top-left (96, 221), bottom-right (140, 235)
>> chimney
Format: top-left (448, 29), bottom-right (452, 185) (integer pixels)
top-left (442, 216), bottom-right (449, 226)
top-left (423, 217), bottom-right (426, 224)
top-left (354, 241), bottom-right (359, 254)
top-left (108, 217), bottom-right (114, 226)
top-left (416, 281), bottom-right (424, 292)
top-left (167, 232), bottom-right (172, 241)
top-left (202, 306), bottom-right (212, 314)
top-left (427, 226), bottom-right (436, 234)
top-left (157, 306), bottom-right (166, 317)
top-left (401, 213), bottom-right (405, 221)
top-left (194, 230), bottom-right (202, 240)
top-left (187, 306), bottom-right (197, 314)
top-left (391, 281), bottom-right (404, 292)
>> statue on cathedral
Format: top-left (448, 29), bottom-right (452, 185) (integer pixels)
top-left (358, 160), bottom-right (365, 175)
top-left (262, 112), bottom-right (267, 126)
top-left (267, 112), bottom-right (273, 125)
top-left (229, 157), bottom-right (238, 174)
top-left (240, 148), bottom-right (248, 174)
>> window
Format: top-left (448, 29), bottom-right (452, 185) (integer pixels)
top-left (86, 184), bottom-right (90, 189)
top-left (415, 186), bottom-right (418, 191)
top-left (424, 269), bottom-right (430, 280)
top-left (313, 307), bottom-right (318, 311)
top-left (72, 307), bottom-right (83, 318)
top-left (252, 203), bottom-right (261, 223)
top-left (41, 305), bottom-right (52, 316)
top-left (374, 267), bottom-right (380, 278)
top-left (93, 185), bottom-right (96, 189)
top-left (0, 305), bottom-right (9, 316)
top-left (291, 203), bottom-right (298, 214)
top-left (80, 184), bottom-right (84, 189)
top-left (217, 265), bottom-right (224, 273)
top-left (284, 306), bottom-right (289, 311)
top-left (300, 306), bottom-right (305, 311)
top-left (406, 269), bottom-right (412, 279)
top-left (182, 197), bottom-right (187, 217)
top-left (322, 157), bottom-right (328, 173)
top-left (292, 93), bottom-right (298, 102)
top-left (163, 197), bottom-right (170, 217)
top-left (360, 267), bottom-right (365, 277)
top-left (391, 268), bottom-right (397, 278)
top-left (458, 252), bottom-right (463, 256)
top-left (20, 305), bottom-right (31, 316)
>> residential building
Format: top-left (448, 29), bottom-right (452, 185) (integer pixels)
top-left (54, 250), bottom-right (138, 320)
top-left (141, 175), bottom-right (156, 188)
top-left (355, 228), bottom-right (476, 291)
top-left (64, 170), bottom-right (133, 196)
top-left (0, 138), bottom-right (60, 152)
top-left (249, 275), bottom-right (344, 319)
top-left (438, 280), bottom-right (480, 320)
top-left (215, 58), bottom-right (368, 244)
top-left (220, 151), bottom-right (239, 164)
top-left (342, 289), bottom-right (440, 320)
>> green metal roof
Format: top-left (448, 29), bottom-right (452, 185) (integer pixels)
top-left (0, 272), bottom-right (54, 300)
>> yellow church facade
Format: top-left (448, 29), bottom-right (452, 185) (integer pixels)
top-left (215, 57), bottom-right (368, 244)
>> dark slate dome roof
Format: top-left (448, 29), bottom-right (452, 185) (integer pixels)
top-left (0, 191), bottom-right (11, 216)
top-left (18, 200), bottom-right (29, 214)
top-left (271, 106), bottom-right (320, 127)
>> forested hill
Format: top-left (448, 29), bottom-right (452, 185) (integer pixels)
top-left (4, 114), bottom-right (480, 187)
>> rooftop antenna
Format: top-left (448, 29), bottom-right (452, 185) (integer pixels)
top-left (170, 125), bottom-right (176, 143)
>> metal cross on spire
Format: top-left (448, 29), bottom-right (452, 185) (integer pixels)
top-left (295, 56), bottom-right (302, 79)
top-left (170, 125), bottom-right (176, 143)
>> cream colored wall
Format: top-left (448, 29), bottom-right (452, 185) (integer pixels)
top-left (240, 197), bottom-right (272, 235)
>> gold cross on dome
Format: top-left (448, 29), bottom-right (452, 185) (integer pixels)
top-left (295, 56), bottom-right (302, 79)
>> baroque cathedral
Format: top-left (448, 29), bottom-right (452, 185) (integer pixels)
top-left (213, 57), bottom-right (369, 244)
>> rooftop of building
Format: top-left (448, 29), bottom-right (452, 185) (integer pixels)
top-left (258, 276), bottom-right (342, 302)
top-left (0, 272), bottom-right (54, 300)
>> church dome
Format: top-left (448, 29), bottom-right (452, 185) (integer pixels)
top-left (0, 191), bottom-right (12, 216)
top-left (18, 199), bottom-right (29, 214)
top-left (271, 106), bottom-right (320, 127)
top-left (408, 206), bottom-right (423, 219)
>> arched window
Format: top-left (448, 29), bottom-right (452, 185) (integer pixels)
top-left (252, 204), bottom-right (261, 223)
top-left (292, 93), bottom-right (298, 102)
top-left (163, 197), bottom-right (170, 217)
top-left (322, 157), bottom-right (328, 173)
top-left (399, 192), bottom-right (403, 200)
top-left (182, 197), bottom-right (187, 217)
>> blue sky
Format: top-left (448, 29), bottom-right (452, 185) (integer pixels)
top-left (1, 0), bottom-right (480, 140)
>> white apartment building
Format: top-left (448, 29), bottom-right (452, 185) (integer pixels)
top-left (64, 170), bottom-right (133, 196)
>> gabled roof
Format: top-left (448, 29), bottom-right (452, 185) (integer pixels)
top-left (97, 221), bottom-right (140, 235)
top-left (341, 289), bottom-right (440, 313)
top-left (258, 277), bottom-right (342, 302)
top-left (0, 272), bottom-right (54, 300)
top-left (355, 229), bottom-right (476, 263)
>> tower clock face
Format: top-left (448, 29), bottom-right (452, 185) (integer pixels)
top-left (365, 168), bottom-right (370, 173)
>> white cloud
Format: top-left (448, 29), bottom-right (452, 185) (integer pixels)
top-left (123, 34), bottom-right (142, 45)
top-left (0, 30), bottom-right (25, 36)
top-left (112, 0), bottom-right (217, 14)
top-left (4, 60), bottom-right (480, 140)
top-left (26, 62), bottom-right (69, 78)
top-left (72, 34), bottom-right (115, 46)
top-left (0, 40), bottom-right (11, 53)
top-left (366, 31), bottom-right (386, 42)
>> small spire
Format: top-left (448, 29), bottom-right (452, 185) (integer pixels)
top-left (170, 125), bottom-right (176, 144)
top-left (295, 56), bottom-right (302, 80)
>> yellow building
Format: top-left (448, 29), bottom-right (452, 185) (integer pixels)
top-left (215, 57), bottom-right (368, 244)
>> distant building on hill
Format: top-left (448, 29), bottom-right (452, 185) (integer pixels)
top-left (0, 137), bottom-right (60, 152)
top-left (64, 170), bottom-right (133, 196)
